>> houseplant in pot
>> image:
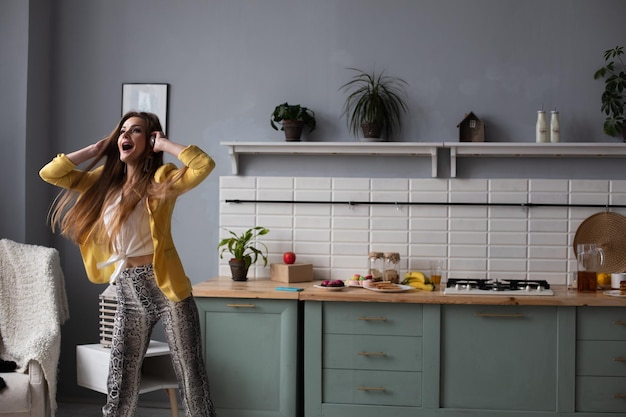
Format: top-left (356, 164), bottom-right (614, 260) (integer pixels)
top-left (594, 45), bottom-right (626, 141)
top-left (340, 67), bottom-right (409, 141)
top-left (218, 226), bottom-right (270, 281)
top-left (270, 102), bottom-right (316, 141)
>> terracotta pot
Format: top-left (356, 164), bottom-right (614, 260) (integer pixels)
top-left (282, 120), bottom-right (304, 142)
top-left (229, 259), bottom-right (249, 281)
top-left (360, 122), bottom-right (383, 141)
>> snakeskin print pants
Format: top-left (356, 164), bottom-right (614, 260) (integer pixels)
top-left (102, 264), bottom-right (216, 417)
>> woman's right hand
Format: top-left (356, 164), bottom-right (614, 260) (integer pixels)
top-left (66, 136), bottom-right (109, 165)
top-left (90, 136), bottom-right (108, 157)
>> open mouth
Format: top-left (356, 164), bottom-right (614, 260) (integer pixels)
top-left (121, 143), bottom-right (133, 151)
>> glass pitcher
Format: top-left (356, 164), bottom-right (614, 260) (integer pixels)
top-left (576, 243), bottom-right (605, 292)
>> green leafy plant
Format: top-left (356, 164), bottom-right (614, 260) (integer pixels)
top-left (218, 226), bottom-right (270, 268)
top-left (340, 68), bottom-right (409, 140)
top-left (594, 46), bottom-right (626, 137)
top-left (270, 102), bottom-right (316, 132)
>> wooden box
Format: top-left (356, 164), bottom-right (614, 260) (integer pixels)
top-left (270, 263), bottom-right (313, 283)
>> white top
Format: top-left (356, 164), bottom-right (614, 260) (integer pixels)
top-left (97, 196), bottom-right (153, 283)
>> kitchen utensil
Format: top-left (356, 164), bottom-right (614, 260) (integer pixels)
top-left (573, 211), bottom-right (626, 273)
top-left (576, 243), bottom-right (605, 292)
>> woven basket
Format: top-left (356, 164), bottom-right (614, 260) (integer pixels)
top-left (98, 284), bottom-right (117, 347)
top-left (573, 211), bottom-right (626, 273)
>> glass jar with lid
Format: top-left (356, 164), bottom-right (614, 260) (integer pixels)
top-left (383, 252), bottom-right (400, 283)
top-left (368, 252), bottom-right (384, 281)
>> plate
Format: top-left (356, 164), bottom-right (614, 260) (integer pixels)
top-left (573, 212), bottom-right (626, 273)
top-left (363, 284), bottom-right (413, 293)
top-left (314, 284), bottom-right (346, 291)
top-left (603, 290), bottom-right (626, 298)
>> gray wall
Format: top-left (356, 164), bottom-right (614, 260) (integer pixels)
top-left (3, 0), bottom-right (626, 403)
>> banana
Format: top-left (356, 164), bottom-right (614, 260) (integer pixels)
top-left (409, 281), bottom-right (435, 291)
top-left (401, 271), bottom-right (435, 291)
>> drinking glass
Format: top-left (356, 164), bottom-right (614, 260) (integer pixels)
top-left (430, 260), bottom-right (445, 285)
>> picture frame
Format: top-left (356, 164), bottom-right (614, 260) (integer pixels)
top-left (122, 83), bottom-right (169, 133)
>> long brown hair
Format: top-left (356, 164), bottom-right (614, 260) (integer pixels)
top-left (49, 112), bottom-right (176, 246)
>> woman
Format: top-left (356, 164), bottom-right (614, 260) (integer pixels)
top-left (40, 112), bottom-right (217, 417)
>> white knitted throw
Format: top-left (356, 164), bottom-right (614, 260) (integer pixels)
top-left (0, 239), bottom-right (70, 415)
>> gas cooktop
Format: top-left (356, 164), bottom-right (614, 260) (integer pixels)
top-left (443, 278), bottom-right (554, 296)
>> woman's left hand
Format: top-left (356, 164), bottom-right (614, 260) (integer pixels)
top-left (150, 131), bottom-right (168, 153)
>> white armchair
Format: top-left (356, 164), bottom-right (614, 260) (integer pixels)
top-left (0, 239), bottom-right (69, 417)
top-left (0, 361), bottom-right (49, 417)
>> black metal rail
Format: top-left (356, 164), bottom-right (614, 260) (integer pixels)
top-left (225, 199), bottom-right (626, 209)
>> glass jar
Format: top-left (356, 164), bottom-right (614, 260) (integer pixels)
top-left (368, 252), bottom-right (384, 281)
top-left (383, 252), bottom-right (400, 283)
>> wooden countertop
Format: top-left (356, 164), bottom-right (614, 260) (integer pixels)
top-left (192, 278), bottom-right (626, 306)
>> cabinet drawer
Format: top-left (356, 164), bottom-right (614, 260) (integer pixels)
top-left (323, 369), bottom-right (421, 407)
top-left (324, 334), bottom-right (421, 372)
top-left (576, 376), bottom-right (626, 413)
top-left (577, 340), bottom-right (626, 376)
top-left (323, 302), bottom-right (421, 336)
top-left (577, 307), bottom-right (626, 341)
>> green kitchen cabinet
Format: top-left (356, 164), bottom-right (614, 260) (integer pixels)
top-left (195, 297), bottom-right (301, 417)
top-left (576, 307), bottom-right (626, 413)
top-left (440, 305), bottom-right (567, 412)
top-left (304, 301), bottom-right (432, 417)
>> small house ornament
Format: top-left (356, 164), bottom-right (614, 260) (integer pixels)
top-left (457, 111), bottom-right (485, 142)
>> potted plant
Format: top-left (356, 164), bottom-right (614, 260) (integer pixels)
top-left (340, 67), bottom-right (409, 141)
top-left (217, 226), bottom-right (270, 281)
top-left (594, 45), bottom-right (626, 140)
top-left (270, 102), bottom-right (316, 141)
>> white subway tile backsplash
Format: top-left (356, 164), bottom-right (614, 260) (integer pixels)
top-left (331, 229), bottom-right (369, 243)
top-left (295, 216), bottom-right (331, 229)
top-left (570, 179), bottom-right (609, 193)
top-left (257, 176), bottom-right (293, 189)
top-left (489, 179), bottom-right (528, 192)
top-left (294, 189), bottom-right (332, 201)
top-left (371, 217), bottom-right (409, 230)
top-left (332, 216), bottom-right (370, 230)
top-left (449, 231), bottom-right (488, 245)
top-left (333, 178), bottom-right (371, 190)
top-left (257, 189), bottom-right (293, 201)
top-left (529, 179), bottom-right (568, 192)
top-left (220, 176), bottom-right (256, 189)
top-left (295, 177), bottom-right (332, 189)
top-left (218, 176), bottom-right (626, 281)
top-left (449, 218), bottom-right (487, 231)
top-left (410, 178), bottom-right (449, 191)
top-left (370, 230), bottom-right (409, 244)
top-left (528, 219), bottom-right (568, 233)
top-left (295, 242), bottom-right (332, 256)
top-left (372, 178), bottom-right (409, 191)
top-left (410, 231), bottom-right (448, 245)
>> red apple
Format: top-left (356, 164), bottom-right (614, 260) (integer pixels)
top-left (283, 251), bottom-right (296, 264)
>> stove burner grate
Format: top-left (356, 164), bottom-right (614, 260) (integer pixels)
top-left (446, 278), bottom-right (551, 292)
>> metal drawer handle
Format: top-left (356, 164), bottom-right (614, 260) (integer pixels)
top-left (226, 303), bottom-right (256, 308)
top-left (613, 394), bottom-right (626, 399)
top-left (475, 313), bottom-right (524, 318)
top-left (357, 386), bottom-right (386, 392)
top-left (358, 316), bottom-right (387, 321)
top-left (613, 357), bottom-right (626, 362)
top-left (357, 351), bottom-right (386, 357)
top-left (612, 320), bottom-right (626, 326)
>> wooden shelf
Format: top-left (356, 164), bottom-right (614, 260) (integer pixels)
top-left (445, 142), bottom-right (626, 177)
top-left (221, 141), bottom-right (441, 176)
top-left (221, 141), bottom-right (626, 177)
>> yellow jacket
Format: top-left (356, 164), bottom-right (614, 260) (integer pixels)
top-left (39, 145), bottom-right (215, 302)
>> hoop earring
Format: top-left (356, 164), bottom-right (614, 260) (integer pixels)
top-left (143, 155), bottom-right (153, 173)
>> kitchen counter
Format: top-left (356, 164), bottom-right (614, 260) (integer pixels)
top-left (192, 278), bottom-right (626, 306)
